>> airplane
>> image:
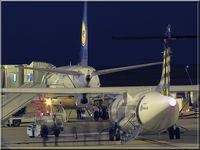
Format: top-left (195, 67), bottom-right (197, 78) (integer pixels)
top-left (2, 2), bottom-right (198, 143)
top-left (18, 2), bottom-right (162, 106)
top-left (2, 24), bottom-right (184, 143)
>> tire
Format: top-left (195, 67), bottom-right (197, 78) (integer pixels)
top-left (116, 130), bottom-right (121, 141)
top-left (167, 126), bottom-right (174, 139)
top-left (101, 110), bottom-right (109, 120)
top-left (175, 127), bottom-right (180, 139)
top-left (94, 111), bottom-right (99, 121)
top-left (109, 129), bottom-right (115, 141)
top-left (13, 120), bottom-right (20, 127)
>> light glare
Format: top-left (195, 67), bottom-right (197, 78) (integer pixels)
top-left (168, 97), bottom-right (176, 106)
top-left (45, 98), bottom-right (52, 106)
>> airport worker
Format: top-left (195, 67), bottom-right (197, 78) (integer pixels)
top-left (54, 125), bottom-right (60, 146)
top-left (41, 124), bottom-right (48, 146)
top-left (32, 124), bottom-right (35, 137)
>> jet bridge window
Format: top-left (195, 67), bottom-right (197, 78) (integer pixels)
top-left (13, 73), bottom-right (17, 82)
top-left (28, 73), bottom-right (33, 81)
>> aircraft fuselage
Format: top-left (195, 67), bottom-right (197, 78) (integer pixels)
top-left (44, 65), bottom-right (100, 88)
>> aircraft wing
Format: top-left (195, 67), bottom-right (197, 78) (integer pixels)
top-left (2, 85), bottom-right (198, 95)
top-left (2, 86), bottom-right (153, 95)
top-left (92, 62), bottom-right (162, 76)
top-left (19, 66), bottom-right (83, 76)
top-left (169, 85), bottom-right (199, 92)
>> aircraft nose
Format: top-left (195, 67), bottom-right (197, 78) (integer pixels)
top-left (137, 92), bottom-right (179, 131)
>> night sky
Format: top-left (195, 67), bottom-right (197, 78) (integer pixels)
top-left (2, 1), bottom-right (198, 68)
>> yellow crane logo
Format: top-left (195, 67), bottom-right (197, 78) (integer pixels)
top-left (82, 21), bottom-right (87, 46)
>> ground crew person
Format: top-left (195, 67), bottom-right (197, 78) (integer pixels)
top-left (54, 125), bottom-right (60, 146)
top-left (41, 124), bottom-right (48, 146)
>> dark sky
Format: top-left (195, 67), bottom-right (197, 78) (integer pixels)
top-left (2, 1), bottom-right (198, 67)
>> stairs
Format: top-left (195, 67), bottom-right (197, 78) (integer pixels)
top-left (1, 84), bottom-right (45, 121)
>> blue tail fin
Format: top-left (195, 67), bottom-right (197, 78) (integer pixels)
top-left (157, 24), bottom-right (172, 96)
top-left (79, 2), bottom-right (88, 66)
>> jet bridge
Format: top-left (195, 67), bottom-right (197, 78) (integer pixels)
top-left (1, 83), bottom-right (46, 121)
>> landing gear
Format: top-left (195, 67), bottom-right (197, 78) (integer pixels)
top-left (109, 129), bottom-right (115, 141)
top-left (100, 106), bottom-right (109, 120)
top-left (174, 127), bottom-right (180, 139)
top-left (81, 93), bottom-right (88, 104)
top-left (93, 106), bottom-right (109, 121)
top-left (167, 125), bottom-right (181, 139)
top-left (116, 129), bottom-right (121, 141)
top-left (167, 126), bottom-right (174, 139)
top-left (109, 128), bottom-right (121, 141)
top-left (109, 123), bottom-right (121, 141)
top-left (94, 111), bottom-right (100, 121)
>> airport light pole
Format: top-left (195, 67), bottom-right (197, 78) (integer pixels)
top-left (185, 65), bottom-right (194, 107)
top-left (185, 65), bottom-right (193, 85)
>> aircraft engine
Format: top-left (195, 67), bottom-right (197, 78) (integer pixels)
top-left (108, 91), bottom-right (179, 143)
top-left (136, 92), bottom-right (179, 131)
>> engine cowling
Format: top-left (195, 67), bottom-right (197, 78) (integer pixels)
top-left (108, 91), bottom-right (179, 142)
top-left (137, 92), bottom-right (179, 131)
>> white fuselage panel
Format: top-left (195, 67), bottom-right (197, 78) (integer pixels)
top-left (46, 65), bottom-right (100, 88)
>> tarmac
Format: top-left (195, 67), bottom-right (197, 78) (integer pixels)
top-left (1, 117), bottom-right (199, 149)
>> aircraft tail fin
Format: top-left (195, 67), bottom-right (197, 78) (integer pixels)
top-left (157, 24), bottom-right (172, 96)
top-left (79, 2), bottom-right (88, 66)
